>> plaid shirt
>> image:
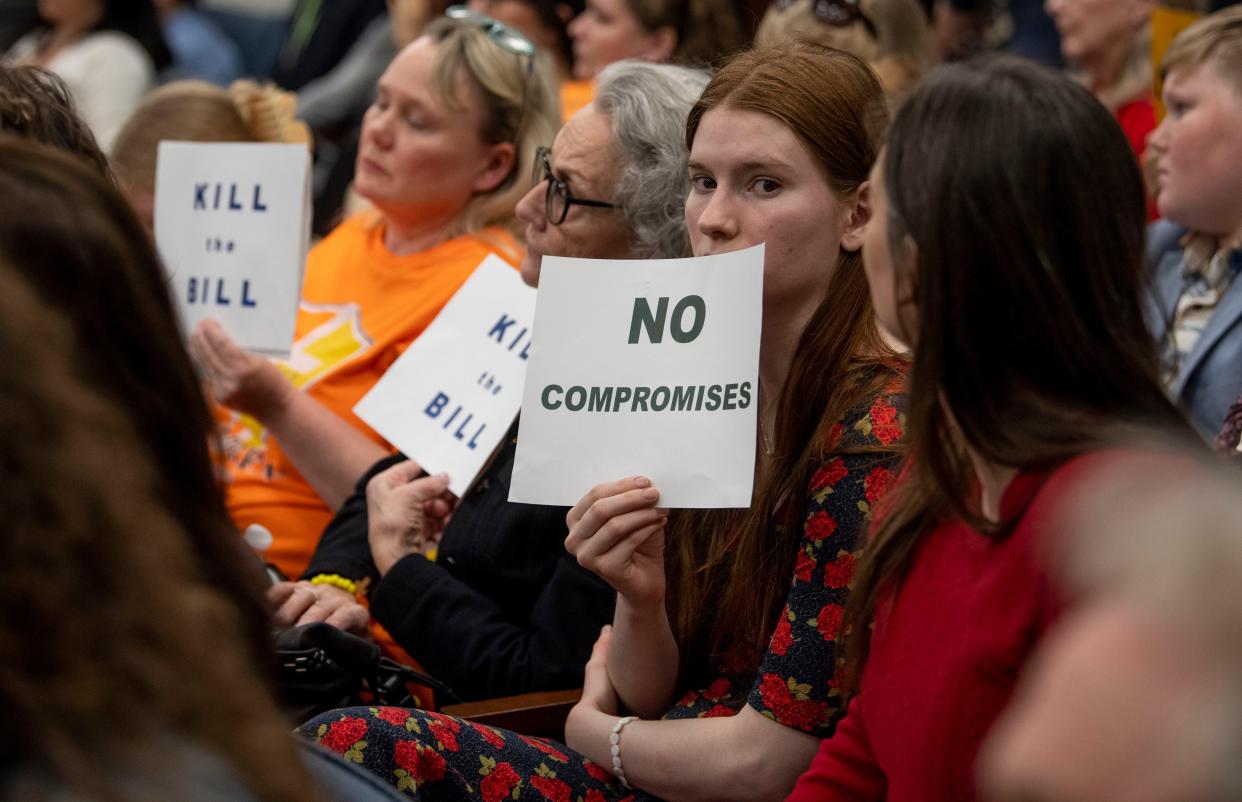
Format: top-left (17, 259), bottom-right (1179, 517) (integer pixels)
top-left (1164, 232), bottom-right (1242, 390)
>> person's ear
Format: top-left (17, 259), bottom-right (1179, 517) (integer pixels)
top-left (640, 25), bottom-right (678, 62)
top-left (840, 181), bottom-right (871, 253)
top-left (472, 142), bottom-right (517, 194)
top-left (555, 2), bottom-right (575, 25)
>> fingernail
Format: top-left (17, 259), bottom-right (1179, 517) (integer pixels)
top-left (634, 476), bottom-right (651, 487)
top-left (642, 488), bottom-right (658, 500)
top-left (657, 509), bottom-right (669, 518)
top-left (602, 624), bottom-right (612, 634)
top-left (436, 472), bottom-right (450, 481)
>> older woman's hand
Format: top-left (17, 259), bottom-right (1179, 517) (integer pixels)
top-left (366, 461), bottom-right (456, 576)
top-left (189, 319), bottom-right (294, 420)
top-left (565, 477), bottom-right (668, 611)
top-left (268, 580), bottom-right (370, 636)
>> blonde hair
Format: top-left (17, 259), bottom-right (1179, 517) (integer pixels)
top-left (1162, 5), bottom-right (1242, 94)
top-left (1095, 20), bottom-right (1154, 112)
top-left (111, 80), bottom-right (311, 192)
top-left (422, 16), bottom-right (561, 240)
top-left (755, 0), bottom-right (933, 97)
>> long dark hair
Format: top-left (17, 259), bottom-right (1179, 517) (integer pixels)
top-left (0, 138), bottom-right (273, 680)
top-left (842, 56), bottom-right (1195, 690)
top-left (666, 44), bottom-right (899, 683)
top-left (0, 261), bottom-right (314, 802)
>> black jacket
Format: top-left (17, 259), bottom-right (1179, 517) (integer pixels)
top-left (303, 426), bottom-right (615, 701)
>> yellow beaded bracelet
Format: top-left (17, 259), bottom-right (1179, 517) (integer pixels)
top-left (308, 573), bottom-right (358, 595)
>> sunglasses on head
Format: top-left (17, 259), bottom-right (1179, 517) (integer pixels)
top-left (445, 5), bottom-right (537, 60)
top-left (443, 5), bottom-right (536, 141)
top-left (773, 0), bottom-right (877, 37)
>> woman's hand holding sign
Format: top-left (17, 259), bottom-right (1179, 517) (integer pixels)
top-left (190, 318), bottom-right (294, 419)
top-left (366, 460), bottom-right (457, 576)
top-left (565, 476), bottom-right (669, 609)
top-left (565, 476), bottom-right (679, 722)
top-left (189, 318), bottom-right (388, 510)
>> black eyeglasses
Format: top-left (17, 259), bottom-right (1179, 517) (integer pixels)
top-left (773, 0), bottom-right (877, 37)
top-left (533, 146), bottom-right (618, 225)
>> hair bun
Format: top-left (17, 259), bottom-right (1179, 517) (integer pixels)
top-left (228, 80), bottom-right (312, 147)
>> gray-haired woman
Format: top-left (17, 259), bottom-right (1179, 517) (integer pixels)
top-left (517, 59), bottom-right (712, 286)
top-left (285, 62), bottom-right (710, 722)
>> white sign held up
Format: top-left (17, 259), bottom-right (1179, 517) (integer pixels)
top-left (354, 256), bottom-right (537, 497)
top-left (509, 244), bottom-right (764, 508)
top-left (155, 141), bottom-right (311, 358)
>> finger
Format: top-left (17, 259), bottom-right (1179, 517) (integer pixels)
top-left (584, 625), bottom-right (612, 674)
top-left (396, 472), bottom-right (451, 503)
top-left (569, 506), bottom-right (667, 566)
top-left (566, 486), bottom-right (662, 553)
top-left (190, 324), bottom-right (233, 380)
top-left (587, 522), bottom-right (665, 580)
top-left (424, 498), bottom-right (453, 519)
top-left (198, 317), bottom-right (241, 356)
top-left (301, 595), bottom-right (355, 628)
top-left (272, 585), bottom-right (317, 628)
top-left (567, 476), bottom-right (653, 530)
top-left (265, 581), bottom-right (297, 608)
top-left (325, 604), bottom-right (371, 636)
top-left (377, 458), bottom-right (423, 487)
top-left (593, 624), bottom-right (613, 653)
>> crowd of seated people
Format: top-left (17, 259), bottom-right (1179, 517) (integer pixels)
top-left (2, 1), bottom-right (1242, 801)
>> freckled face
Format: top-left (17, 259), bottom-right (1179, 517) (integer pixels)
top-left (685, 105), bottom-right (852, 311)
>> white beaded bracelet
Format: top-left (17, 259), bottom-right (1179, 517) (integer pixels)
top-left (609, 715), bottom-right (639, 789)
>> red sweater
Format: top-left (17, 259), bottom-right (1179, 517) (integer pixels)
top-left (786, 452), bottom-right (1131, 802)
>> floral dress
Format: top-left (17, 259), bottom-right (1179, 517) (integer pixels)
top-left (298, 380), bottom-right (907, 801)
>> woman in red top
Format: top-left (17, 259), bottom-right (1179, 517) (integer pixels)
top-left (786, 56), bottom-right (1197, 802)
top-left (1045, 0), bottom-right (1156, 159)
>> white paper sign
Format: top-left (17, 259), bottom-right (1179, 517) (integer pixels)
top-left (354, 256), bottom-right (537, 497)
top-left (154, 141), bottom-right (311, 358)
top-left (509, 245), bottom-right (764, 508)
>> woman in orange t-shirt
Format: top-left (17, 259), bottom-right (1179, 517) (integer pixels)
top-left (189, 11), bottom-right (560, 579)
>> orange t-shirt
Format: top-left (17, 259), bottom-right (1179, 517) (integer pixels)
top-left (560, 79), bottom-right (595, 123)
top-left (218, 212), bottom-right (520, 578)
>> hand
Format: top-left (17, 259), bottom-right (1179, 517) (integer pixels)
top-left (268, 580), bottom-right (370, 637)
top-left (565, 476), bottom-right (668, 610)
top-left (189, 318), bottom-right (295, 420)
top-left (564, 625), bottom-right (622, 756)
top-left (579, 625), bottom-right (620, 716)
top-left (366, 460), bottom-right (456, 576)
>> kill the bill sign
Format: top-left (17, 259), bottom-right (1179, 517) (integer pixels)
top-left (510, 244), bottom-right (764, 508)
top-left (155, 141), bottom-right (311, 358)
top-left (355, 256), bottom-right (537, 497)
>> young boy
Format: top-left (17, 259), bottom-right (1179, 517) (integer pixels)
top-left (1146, 5), bottom-right (1242, 438)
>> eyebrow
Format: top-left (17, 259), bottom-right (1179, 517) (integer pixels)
top-left (549, 153), bottom-right (586, 185)
top-left (686, 157), bottom-right (796, 174)
top-left (375, 79), bottom-right (432, 111)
